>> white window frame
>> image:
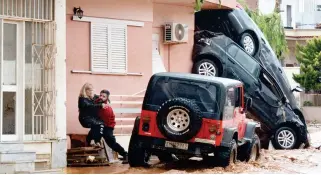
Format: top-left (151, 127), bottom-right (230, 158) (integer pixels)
top-left (0, 20), bottom-right (25, 142)
top-left (90, 23), bottom-right (128, 74)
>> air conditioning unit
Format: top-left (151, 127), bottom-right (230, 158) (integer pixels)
top-left (164, 22), bottom-right (188, 44)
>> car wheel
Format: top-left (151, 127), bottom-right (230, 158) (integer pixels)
top-left (192, 59), bottom-right (219, 77)
top-left (215, 140), bottom-right (237, 167)
top-left (240, 33), bottom-right (256, 56)
top-left (157, 98), bottom-right (202, 141)
top-left (128, 132), bottom-right (151, 167)
top-left (272, 126), bottom-right (298, 150)
top-left (238, 134), bottom-right (260, 162)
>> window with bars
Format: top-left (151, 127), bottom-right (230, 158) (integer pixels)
top-left (90, 23), bottom-right (127, 73)
top-left (0, 0), bottom-right (54, 20)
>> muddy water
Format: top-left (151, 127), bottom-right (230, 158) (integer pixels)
top-left (66, 126), bottom-right (321, 174)
top-left (66, 148), bottom-right (321, 174)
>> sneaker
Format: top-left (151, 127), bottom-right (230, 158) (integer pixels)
top-left (96, 142), bottom-right (103, 148)
top-left (90, 140), bottom-right (97, 147)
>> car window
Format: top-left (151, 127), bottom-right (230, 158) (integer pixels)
top-left (147, 77), bottom-right (220, 117)
top-left (259, 72), bottom-right (283, 99)
top-left (228, 44), bottom-right (260, 78)
top-left (223, 88), bottom-right (235, 120)
top-left (226, 67), bottom-right (253, 91)
top-left (235, 87), bottom-right (241, 107)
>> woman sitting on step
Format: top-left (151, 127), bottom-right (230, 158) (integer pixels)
top-left (78, 83), bottom-right (108, 147)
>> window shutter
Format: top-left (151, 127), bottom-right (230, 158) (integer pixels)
top-left (110, 25), bottom-right (127, 73)
top-left (91, 23), bottom-right (109, 72)
top-left (91, 23), bottom-right (127, 73)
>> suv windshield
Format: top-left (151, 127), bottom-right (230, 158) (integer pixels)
top-left (145, 77), bottom-right (220, 119)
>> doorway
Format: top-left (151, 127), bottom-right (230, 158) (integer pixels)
top-left (0, 20), bottom-right (24, 142)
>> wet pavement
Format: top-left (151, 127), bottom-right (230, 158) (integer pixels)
top-left (66, 125), bottom-right (321, 174)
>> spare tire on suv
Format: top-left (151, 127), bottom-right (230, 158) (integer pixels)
top-left (156, 98), bottom-right (202, 141)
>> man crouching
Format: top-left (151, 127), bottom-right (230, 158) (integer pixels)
top-left (95, 89), bottom-right (128, 164)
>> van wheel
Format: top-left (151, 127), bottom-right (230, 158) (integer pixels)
top-left (215, 140), bottom-right (237, 167)
top-left (240, 33), bottom-right (256, 56)
top-left (238, 134), bottom-right (260, 162)
top-left (192, 59), bottom-right (219, 77)
top-left (128, 133), bottom-right (151, 167)
top-left (272, 126), bottom-right (298, 149)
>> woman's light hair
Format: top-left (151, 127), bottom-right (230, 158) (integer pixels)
top-left (79, 83), bottom-right (93, 98)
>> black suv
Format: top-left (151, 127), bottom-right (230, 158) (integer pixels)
top-left (195, 8), bottom-right (307, 131)
top-left (192, 30), bottom-right (309, 149)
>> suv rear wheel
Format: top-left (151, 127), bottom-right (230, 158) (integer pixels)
top-left (192, 59), bottom-right (219, 77)
top-left (157, 98), bottom-right (202, 141)
top-left (215, 140), bottom-right (237, 167)
top-left (128, 129), bottom-right (151, 167)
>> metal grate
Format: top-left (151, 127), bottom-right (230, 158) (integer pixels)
top-left (0, 0), bottom-right (54, 21)
top-left (24, 21), bottom-right (56, 141)
top-left (165, 24), bottom-right (172, 42)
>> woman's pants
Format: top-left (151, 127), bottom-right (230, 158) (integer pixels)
top-left (79, 116), bottom-right (105, 144)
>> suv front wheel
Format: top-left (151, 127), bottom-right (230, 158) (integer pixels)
top-left (272, 126), bottom-right (298, 149)
top-left (238, 134), bottom-right (260, 162)
top-left (215, 140), bottom-right (237, 167)
top-left (192, 59), bottom-right (219, 77)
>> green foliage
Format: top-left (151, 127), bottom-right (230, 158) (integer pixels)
top-left (293, 38), bottom-right (321, 91)
top-left (303, 101), bottom-right (313, 106)
top-left (195, 0), bottom-right (221, 12)
top-left (195, 0), bottom-right (204, 11)
top-left (238, 1), bottom-right (288, 59)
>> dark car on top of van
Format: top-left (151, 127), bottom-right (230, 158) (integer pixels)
top-left (192, 30), bottom-right (309, 149)
top-left (194, 7), bottom-right (308, 143)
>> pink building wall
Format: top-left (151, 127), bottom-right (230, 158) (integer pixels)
top-left (66, 0), bottom-right (234, 135)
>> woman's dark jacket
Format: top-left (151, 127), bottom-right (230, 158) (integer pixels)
top-left (78, 95), bottom-right (104, 128)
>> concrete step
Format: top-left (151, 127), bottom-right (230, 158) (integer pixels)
top-left (17, 168), bottom-right (63, 174)
top-left (0, 143), bottom-right (24, 152)
top-left (0, 163), bottom-right (15, 174)
top-left (0, 151), bottom-right (36, 162)
top-left (35, 153), bottom-right (51, 170)
top-left (0, 161), bottom-right (35, 173)
top-left (35, 159), bottom-right (50, 170)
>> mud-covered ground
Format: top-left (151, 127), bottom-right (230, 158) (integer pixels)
top-left (66, 125), bottom-right (321, 174)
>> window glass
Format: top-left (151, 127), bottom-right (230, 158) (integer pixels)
top-left (228, 44), bottom-right (260, 77)
top-left (147, 77), bottom-right (219, 115)
top-left (224, 88), bottom-right (235, 120)
top-left (235, 87), bottom-right (241, 107)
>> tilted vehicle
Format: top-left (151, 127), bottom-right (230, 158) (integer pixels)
top-left (192, 31), bottom-right (309, 149)
top-left (194, 7), bottom-right (308, 133)
top-left (128, 72), bottom-right (261, 167)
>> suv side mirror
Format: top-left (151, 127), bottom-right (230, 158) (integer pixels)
top-left (243, 98), bottom-right (252, 113)
top-left (291, 86), bottom-right (303, 93)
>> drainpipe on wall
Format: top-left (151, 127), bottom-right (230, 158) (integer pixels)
top-left (168, 45), bottom-right (171, 72)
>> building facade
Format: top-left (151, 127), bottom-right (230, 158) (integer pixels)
top-left (66, 0), bottom-right (236, 142)
top-left (0, 0), bottom-right (66, 173)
